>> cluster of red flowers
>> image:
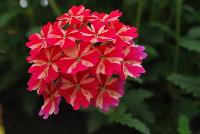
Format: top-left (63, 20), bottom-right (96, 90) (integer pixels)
top-left (26, 5), bottom-right (147, 119)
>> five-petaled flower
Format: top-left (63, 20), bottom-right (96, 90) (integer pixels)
top-left (60, 71), bottom-right (98, 110)
top-left (57, 5), bottom-right (90, 25)
top-left (26, 5), bottom-right (147, 119)
top-left (26, 22), bottom-right (53, 58)
top-left (94, 74), bottom-right (124, 111)
top-left (39, 81), bottom-right (61, 119)
top-left (80, 22), bottom-right (115, 43)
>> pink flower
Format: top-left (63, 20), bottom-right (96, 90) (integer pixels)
top-left (39, 81), bottom-right (61, 119)
top-left (57, 42), bottom-right (99, 74)
top-left (57, 5), bottom-right (90, 25)
top-left (60, 71), bottom-right (98, 110)
top-left (91, 45), bottom-right (123, 75)
top-left (119, 44), bottom-right (147, 80)
top-left (80, 22), bottom-right (115, 43)
top-left (26, 22), bottom-right (53, 57)
top-left (48, 26), bottom-right (81, 48)
top-left (28, 47), bottom-right (62, 85)
top-left (88, 10), bottom-right (122, 23)
top-left (93, 74), bottom-right (125, 111)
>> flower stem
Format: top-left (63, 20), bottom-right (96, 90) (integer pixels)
top-left (48, 0), bottom-right (61, 16)
top-left (173, 0), bottom-right (182, 72)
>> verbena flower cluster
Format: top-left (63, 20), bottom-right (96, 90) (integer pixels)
top-left (26, 5), bottom-right (147, 119)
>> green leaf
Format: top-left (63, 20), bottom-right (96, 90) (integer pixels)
top-left (124, 0), bottom-right (137, 5)
top-left (124, 89), bottom-right (153, 103)
top-left (0, 9), bottom-right (22, 28)
top-left (188, 27), bottom-right (200, 39)
top-left (145, 45), bottom-right (158, 60)
top-left (180, 38), bottom-right (200, 53)
top-left (167, 74), bottom-right (200, 97)
top-left (26, 26), bottom-right (41, 37)
top-left (127, 77), bottom-right (143, 84)
top-left (149, 22), bottom-right (175, 38)
top-left (177, 114), bottom-right (192, 134)
top-left (122, 89), bottom-right (154, 123)
top-left (108, 108), bottom-right (150, 134)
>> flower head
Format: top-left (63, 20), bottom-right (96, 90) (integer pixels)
top-left (26, 5), bottom-right (147, 119)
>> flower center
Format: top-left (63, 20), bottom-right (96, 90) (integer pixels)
top-left (100, 55), bottom-right (105, 60)
top-left (76, 57), bottom-right (81, 62)
top-left (100, 86), bottom-right (106, 91)
top-left (94, 34), bottom-right (99, 38)
top-left (63, 34), bottom-right (67, 38)
top-left (75, 84), bottom-right (80, 89)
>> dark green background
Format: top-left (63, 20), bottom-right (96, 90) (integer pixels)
top-left (0, 0), bottom-right (200, 134)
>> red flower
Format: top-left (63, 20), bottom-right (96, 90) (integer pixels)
top-left (60, 71), bottom-right (98, 110)
top-left (28, 47), bottom-right (62, 85)
top-left (57, 5), bottom-right (90, 25)
top-left (111, 22), bottom-right (138, 47)
top-left (57, 42), bottom-right (99, 74)
top-left (91, 45), bottom-right (123, 75)
top-left (119, 44), bottom-right (147, 80)
top-left (93, 74), bottom-right (124, 111)
top-left (26, 22), bottom-right (53, 57)
top-left (27, 75), bottom-right (47, 94)
top-left (80, 22), bottom-right (115, 43)
top-left (26, 5), bottom-right (147, 119)
top-left (88, 10), bottom-right (122, 23)
top-left (39, 81), bottom-right (61, 119)
top-left (48, 26), bottom-right (81, 48)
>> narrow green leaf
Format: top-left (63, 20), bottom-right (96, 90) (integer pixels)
top-left (188, 27), bottom-right (200, 39)
top-left (127, 77), bottom-right (143, 84)
top-left (26, 26), bottom-right (41, 37)
top-left (180, 38), bottom-right (200, 53)
top-left (0, 9), bottom-right (22, 28)
top-left (124, 89), bottom-right (153, 103)
top-left (149, 22), bottom-right (175, 38)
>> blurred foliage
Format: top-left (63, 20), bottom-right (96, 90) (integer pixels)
top-left (0, 0), bottom-right (200, 134)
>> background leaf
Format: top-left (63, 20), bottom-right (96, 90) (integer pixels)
top-left (180, 38), bottom-right (200, 53)
top-left (168, 74), bottom-right (200, 97)
top-left (108, 106), bottom-right (150, 134)
top-left (0, 9), bottom-right (22, 28)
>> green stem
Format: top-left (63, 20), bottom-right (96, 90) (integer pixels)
top-left (149, 1), bottom-right (156, 22)
top-left (48, 0), bottom-right (61, 16)
top-left (135, 0), bottom-right (144, 29)
top-left (173, 0), bottom-right (182, 72)
top-left (27, 7), bottom-right (35, 27)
